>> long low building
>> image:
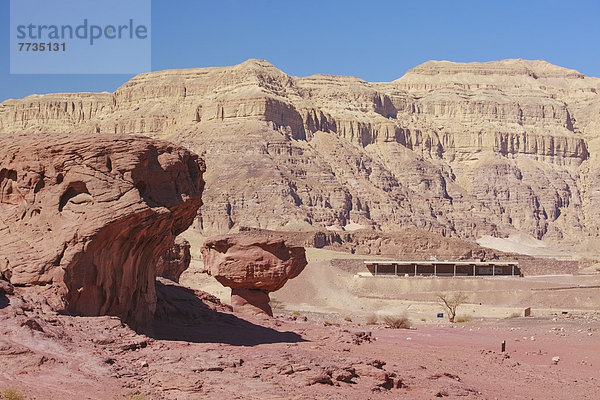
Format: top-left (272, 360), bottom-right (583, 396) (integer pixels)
top-left (363, 260), bottom-right (520, 277)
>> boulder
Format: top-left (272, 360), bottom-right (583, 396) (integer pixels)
top-left (201, 232), bottom-right (307, 316)
top-left (0, 279), bottom-right (13, 296)
top-left (0, 133), bottom-right (205, 326)
top-left (157, 236), bottom-right (192, 283)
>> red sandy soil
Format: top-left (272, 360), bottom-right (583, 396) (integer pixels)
top-left (1, 281), bottom-right (598, 400)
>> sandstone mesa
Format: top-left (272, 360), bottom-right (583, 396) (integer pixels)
top-left (1, 58), bottom-right (599, 253)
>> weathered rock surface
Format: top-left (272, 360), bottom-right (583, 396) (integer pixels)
top-left (201, 232), bottom-right (307, 316)
top-left (1, 59), bottom-right (600, 251)
top-left (230, 288), bottom-right (274, 316)
top-left (0, 279), bottom-right (13, 297)
top-left (157, 236), bottom-right (192, 283)
top-left (0, 133), bottom-right (205, 326)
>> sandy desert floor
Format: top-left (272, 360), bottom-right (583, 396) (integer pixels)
top-left (2, 230), bottom-right (599, 400)
top-left (1, 287), bottom-right (599, 400)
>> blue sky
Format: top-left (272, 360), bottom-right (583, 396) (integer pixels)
top-left (1, 0), bottom-right (599, 102)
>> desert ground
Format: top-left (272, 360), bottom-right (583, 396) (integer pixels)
top-left (2, 275), bottom-right (599, 400)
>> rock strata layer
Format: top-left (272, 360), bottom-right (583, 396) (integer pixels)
top-left (0, 133), bottom-right (205, 326)
top-left (201, 232), bottom-right (307, 316)
top-left (1, 59), bottom-right (600, 249)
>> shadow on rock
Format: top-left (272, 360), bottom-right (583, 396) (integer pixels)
top-left (0, 294), bottom-right (8, 309)
top-left (148, 278), bottom-right (306, 346)
top-left (0, 280), bottom-right (13, 309)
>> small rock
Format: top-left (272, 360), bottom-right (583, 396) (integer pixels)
top-left (306, 373), bottom-right (333, 386)
top-left (552, 356), bottom-right (560, 364)
top-left (0, 279), bottom-right (14, 295)
top-left (294, 365), bottom-right (311, 372)
top-left (352, 331), bottom-right (372, 345)
top-left (21, 319), bottom-right (44, 332)
top-left (278, 365), bottom-right (294, 375)
top-left (367, 359), bottom-right (386, 369)
top-left (140, 360), bottom-right (149, 368)
top-left (333, 367), bottom-right (355, 383)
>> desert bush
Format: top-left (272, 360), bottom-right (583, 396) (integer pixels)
top-left (382, 315), bottom-right (411, 329)
top-left (365, 313), bottom-right (378, 325)
top-left (420, 317), bottom-right (426, 322)
top-left (292, 311), bottom-right (301, 317)
top-left (344, 316), bottom-right (352, 322)
top-left (323, 320), bottom-right (339, 327)
top-left (1, 388), bottom-right (25, 400)
top-left (454, 315), bottom-right (472, 323)
top-left (114, 394), bottom-right (146, 400)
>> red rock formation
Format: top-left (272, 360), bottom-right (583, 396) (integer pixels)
top-left (157, 237), bottom-right (192, 283)
top-left (201, 232), bottom-right (307, 316)
top-left (0, 133), bottom-right (205, 326)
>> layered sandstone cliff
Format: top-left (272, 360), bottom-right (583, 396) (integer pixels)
top-left (1, 59), bottom-right (599, 249)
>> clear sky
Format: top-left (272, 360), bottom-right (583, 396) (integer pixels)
top-left (1, 0), bottom-right (599, 102)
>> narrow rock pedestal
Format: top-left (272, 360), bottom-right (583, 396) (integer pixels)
top-left (231, 288), bottom-right (273, 316)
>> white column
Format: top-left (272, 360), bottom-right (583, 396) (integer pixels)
top-left (454, 264), bottom-right (456, 277)
top-left (374, 263), bottom-right (378, 276)
top-left (414, 263), bottom-right (417, 276)
top-left (394, 263), bottom-right (397, 276)
top-left (434, 264), bottom-right (437, 276)
top-left (473, 264), bottom-right (476, 276)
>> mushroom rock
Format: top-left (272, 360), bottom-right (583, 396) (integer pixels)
top-left (157, 236), bottom-right (192, 283)
top-left (0, 133), bottom-right (205, 327)
top-left (201, 232), bottom-right (307, 316)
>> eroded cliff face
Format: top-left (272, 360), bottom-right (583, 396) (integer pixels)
top-left (1, 59), bottom-right (599, 246)
top-left (0, 134), bottom-right (205, 326)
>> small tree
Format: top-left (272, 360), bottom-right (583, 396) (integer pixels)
top-left (437, 292), bottom-right (469, 323)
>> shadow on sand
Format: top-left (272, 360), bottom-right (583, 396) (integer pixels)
top-left (147, 279), bottom-right (306, 346)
